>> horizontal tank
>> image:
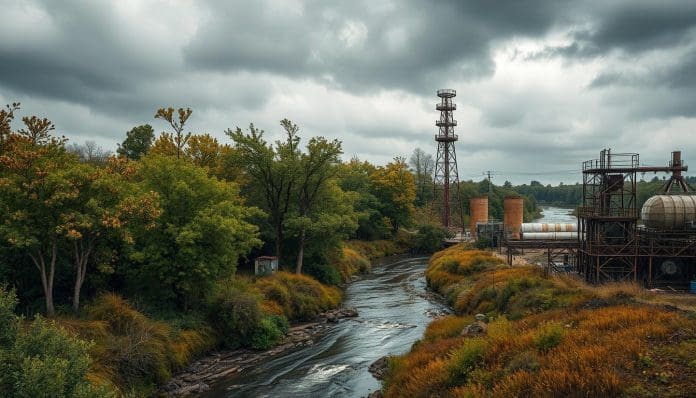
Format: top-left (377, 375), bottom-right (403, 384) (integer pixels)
top-left (521, 223), bottom-right (577, 233)
top-left (641, 195), bottom-right (696, 230)
top-left (521, 232), bottom-right (578, 240)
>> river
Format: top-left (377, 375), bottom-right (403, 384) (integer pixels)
top-left (534, 206), bottom-right (577, 223)
top-left (202, 256), bottom-right (449, 397)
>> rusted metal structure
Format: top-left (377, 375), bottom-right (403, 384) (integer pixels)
top-left (469, 196), bottom-right (489, 238)
top-left (577, 149), bottom-right (696, 288)
top-left (433, 89), bottom-right (463, 229)
top-left (503, 196), bottom-right (524, 239)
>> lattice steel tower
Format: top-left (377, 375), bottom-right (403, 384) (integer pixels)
top-left (433, 89), bottom-right (463, 228)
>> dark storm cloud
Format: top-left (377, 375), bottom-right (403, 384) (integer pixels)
top-left (183, 0), bottom-right (568, 94)
top-left (530, 0), bottom-right (696, 60)
top-left (0, 0), bottom-right (695, 184)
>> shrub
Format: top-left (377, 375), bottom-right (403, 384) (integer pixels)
top-left (0, 286), bottom-right (111, 397)
top-left (250, 316), bottom-right (289, 350)
top-left (207, 281), bottom-right (263, 349)
top-left (532, 322), bottom-right (565, 353)
top-left (413, 224), bottom-right (451, 253)
top-left (334, 247), bottom-right (371, 281)
top-left (303, 262), bottom-right (342, 286)
top-left (447, 337), bottom-right (487, 384)
top-left (255, 272), bottom-right (341, 321)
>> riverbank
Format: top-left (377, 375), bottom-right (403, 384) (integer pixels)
top-left (157, 238), bottom-right (415, 397)
top-left (195, 255), bottom-right (447, 397)
top-left (162, 307), bottom-right (359, 396)
top-left (380, 244), bottom-right (696, 397)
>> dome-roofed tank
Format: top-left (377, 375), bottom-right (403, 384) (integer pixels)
top-left (641, 195), bottom-right (696, 230)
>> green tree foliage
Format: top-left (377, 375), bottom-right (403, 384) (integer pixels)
top-left (337, 158), bottom-right (392, 240)
top-left (413, 224), bottom-right (451, 253)
top-left (127, 155), bottom-right (262, 306)
top-left (0, 113), bottom-right (71, 316)
top-left (370, 157), bottom-right (417, 232)
top-left (0, 286), bottom-right (109, 397)
top-left (117, 124), bottom-right (155, 160)
top-left (288, 123), bottom-right (343, 273)
top-left (60, 159), bottom-right (161, 313)
top-left (227, 121), bottom-right (301, 265)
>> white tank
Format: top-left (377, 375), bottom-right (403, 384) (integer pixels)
top-left (521, 232), bottom-right (578, 240)
top-left (641, 195), bottom-right (696, 230)
top-left (521, 223), bottom-right (577, 233)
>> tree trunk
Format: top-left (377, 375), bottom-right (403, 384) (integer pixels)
top-left (31, 241), bottom-right (56, 317)
top-left (72, 238), bottom-right (94, 313)
top-left (275, 224), bottom-right (282, 268)
top-left (295, 227), bottom-right (306, 274)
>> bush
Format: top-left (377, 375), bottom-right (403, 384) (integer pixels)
top-left (250, 316), bottom-right (289, 350)
top-left (207, 280), bottom-right (263, 349)
top-left (303, 262), bottom-right (342, 286)
top-left (255, 272), bottom-right (341, 321)
top-left (447, 337), bottom-right (487, 384)
top-left (413, 224), bottom-right (451, 253)
top-left (0, 286), bottom-right (111, 397)
top-left (532, 322), bottom-right (565, 353)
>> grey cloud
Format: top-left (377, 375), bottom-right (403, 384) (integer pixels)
top-left (183, 0), bottom-right (566, 94)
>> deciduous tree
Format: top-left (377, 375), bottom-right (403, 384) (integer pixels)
top-left (154, 107), bottom-right (192, 159)
top-left (117, 124), bottom-right (155, 160)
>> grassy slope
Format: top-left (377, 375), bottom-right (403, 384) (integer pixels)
top-left (382, 244), bottom-right (696, 397)
top-left (57, 271), bottom-right (342, 396)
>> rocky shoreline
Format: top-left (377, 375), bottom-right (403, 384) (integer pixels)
top-left (161, 307), bottom-right (359, 397)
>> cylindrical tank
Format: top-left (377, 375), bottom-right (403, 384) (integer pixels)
top-left (469, 196), bottom-right (488, 238)
top-left (504, 196), bottom-right (524, 239)
top-left (521, 232), bottom-right (578, 240)
top-left (641, 195), bottom-right (696, 230)
top-left (520, 223), bottom-right (577, 233)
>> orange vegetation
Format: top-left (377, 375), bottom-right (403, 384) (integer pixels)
top-left (57, 294), bottom-right (217, 395)
top-left (253, 271), bottom-right (342, 321)
top-left (334, 246), bottom-right (371, 281)
top-left (383, 245), bottom-right (696, 397)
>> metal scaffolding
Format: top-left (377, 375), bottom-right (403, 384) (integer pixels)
top-left (433, 89), bottom-right (463, 229)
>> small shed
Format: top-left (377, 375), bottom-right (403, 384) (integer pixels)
top-left (254, 256), bottom-right (278, 276)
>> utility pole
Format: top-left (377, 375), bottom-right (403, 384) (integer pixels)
top-left (485, 170), bottom-right (492, 195)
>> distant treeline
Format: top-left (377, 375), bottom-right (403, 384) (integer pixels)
top-left (512, 176), bottom-right (696, 210)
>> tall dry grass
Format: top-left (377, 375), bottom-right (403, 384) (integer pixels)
top-left (382, 246), bottom-right (696, 397)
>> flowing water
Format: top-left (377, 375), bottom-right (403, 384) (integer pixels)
top-left (202, 256), bottom-right (449, 397)
top-left (534, 206), bottom-right (577, 223)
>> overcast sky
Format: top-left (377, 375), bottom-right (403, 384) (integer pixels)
top-left (2, 0), bottom-right (695, 184)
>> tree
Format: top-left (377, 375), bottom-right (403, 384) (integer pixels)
top-left (185, 133), bottom-right (232, 175)
top-left (67, 140), bottom-right (111, 164)
top-left (409, 148), bottom-right (434, 206)
top-left (127, 155), bottom-right (262, 307)
top-left (0, 114), bottom-right (70, 316)
top-left (370, 157), bottom-right (417, 232)
top-left (154, 107), bottom-right (192, 159)
top-left (286, 181), bottom-right (358, 271)
top-left (288, 122), bottom-right (342, 274)
top-left (117, 124), bottom-right (155, 160)
top-left (0, 103), bottom-right (20, 153)
top-left (60, 160), bottom-right (160, 313)
top-left (337, 158), bottom-right (391, 240)
top-left (148, 133), bottom-right (178, 157)
top-left (227, 122), bottom-right (300, 265)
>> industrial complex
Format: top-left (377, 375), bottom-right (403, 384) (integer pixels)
top-left (433, 89), bottom-right (696, 291)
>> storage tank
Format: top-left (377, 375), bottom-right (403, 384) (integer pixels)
top-left (504, 196), bottom-right (524, 239)
top-left (641, 195), bottom-right (696, 230)
top-left (469, 196), bottom-right (488, 238)
top-left (521, 223), bottom-right (577, 233)
top-left (521, 232), bottom-right (578, 240)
